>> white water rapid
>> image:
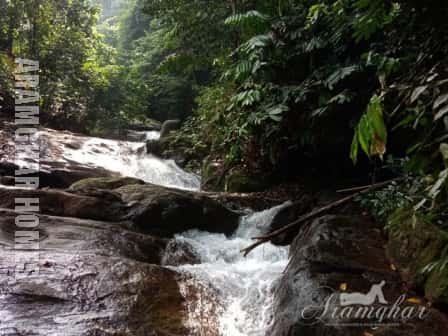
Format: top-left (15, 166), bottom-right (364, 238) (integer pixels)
top-left (172, 202), bottom-right (290, 335)
top-left (36, 128), bottom-right (290, 335)
top-left (40, 129), bottom-right (201, 190)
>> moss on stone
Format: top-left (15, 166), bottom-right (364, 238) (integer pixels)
top-left (387, 207), bottom-right (448, 305)
top-left (224, 169), bottom-right (266, 193)
top-left (69, 176), bottom-right (145, 191)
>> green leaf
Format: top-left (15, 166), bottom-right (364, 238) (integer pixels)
top-left (428, 168), bottom-right (448, 199)
top-left (350, 95), bottom-right (388, 162)
top-left (325, 66), bottom-right (359, 90)
top-left (357, 115), bottom-right (372, 156)
top-left (224, 10), bottom-right (269, 28)
top-left (266, 104), bottom-right (288, 122)
top-left (350, 128), bottom-right (360, 164)
top-left (367, 95), bottom-right (387, 142)
top-left (410, 85), bottom-right (428, 103)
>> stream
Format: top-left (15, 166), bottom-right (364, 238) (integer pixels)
top-left (18, 128), bottom-right (290, 335)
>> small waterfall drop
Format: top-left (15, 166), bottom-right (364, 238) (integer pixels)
top-left (170, 202), bottom-right (291, 335)
top-left (38, 127), bottom-right (289, 335)
top-left (53, 130), bottom-right (201, 190)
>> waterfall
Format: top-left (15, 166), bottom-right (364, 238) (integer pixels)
top-left (38, 127), bottom-right (288, 335)
top-left (55, 130), bottom-right (201, 190)
top-left (170, 202), bottom-right (291, 335)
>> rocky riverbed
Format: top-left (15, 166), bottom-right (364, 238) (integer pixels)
top-left (0, 122), bottom-right (447, 335)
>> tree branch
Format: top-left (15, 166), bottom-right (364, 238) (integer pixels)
top-left (241, 178), bottom-right (400, 257)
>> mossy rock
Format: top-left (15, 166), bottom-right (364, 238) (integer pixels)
top-left (224, 169), bottom-right (267, 193)
top-left (425, 267), bottom-right (448, 303)
top-left (116, 183), bottom-right (240, 237)
top-left (201, 158), bottom-right (225, 191)
top-left (387, 208), bottom-right (448, 305)
top-left (69, 176), bottom-right (145, 192)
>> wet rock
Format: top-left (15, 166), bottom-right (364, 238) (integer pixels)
top-left (0, 175), bottom-right (15, 186)
top-left (128, 118), bottom-right (162, 131)
top-left (0, 186), bottom-right (127, 222)
top-left (64, 140), bottom-right (82, 150)
top-left (124, 129), bottom-right (147, 142)
top-left (0, 209), bottom-right (167, 264)
top-left (0, 208), bottom-right (221, 335)
top-left (268, 195), bottom-right (316, 245)
top-left (160, 119), bottom-right (181, 138)
top-left (201, 157), bottom-right (225, 191)
top-left (145, 134), bottom-right (195, 168)
top-left (1, 160), bottom-right (115, 189)
top-left (69, 176), bottom-right (145, 192)
top-left (146, 138), bottom-right (163, 156)
top-left (38, 164), bottom-right (116, 188)
top-left (269, 215), bottom-right (448, 336)
top-left (224, 168), bottom-right (267, 193)
top-left (117, 184), bottom-right (240, 237)
top-left (162, 239), bottom-right (201, 266)
top-left (0, 161), bottom-right (18, 176)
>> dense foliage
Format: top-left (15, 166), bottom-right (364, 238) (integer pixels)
top-left (138, 0), bottom-right (448, 298)
top-left (0, 0), bottom-right (107, 131)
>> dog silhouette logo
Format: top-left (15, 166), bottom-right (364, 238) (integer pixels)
top-left (340, 280), bottom-right (388, 306)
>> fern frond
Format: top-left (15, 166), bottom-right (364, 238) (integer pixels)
top-left (224, 10), bottom-right (269, 27)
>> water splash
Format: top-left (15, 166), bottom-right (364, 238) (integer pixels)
top-left (144, 130), bottom-right (161, 141)
top-left (171, 202), bottom-right (291, 335)
top-left (11, 128), bottom-right (290, 335)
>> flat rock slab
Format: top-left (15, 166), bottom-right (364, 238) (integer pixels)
top-left (0, 187), bottom-right (127, 223)
top-left (116, 183), bottom-right (240, 237)
top-left (0, 209), bottom-right (219, 335)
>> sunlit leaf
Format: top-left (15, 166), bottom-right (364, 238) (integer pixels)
top-left (410, 85), bottom-right (428, 103)
top-left (433, 93), bottom-right (448, 110)
top-left (434, 105), bottom-right (448, 121)
top-left (406, 297), bottom-right (422, 304)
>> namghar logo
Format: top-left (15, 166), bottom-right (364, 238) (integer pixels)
top-left (301, 281), bottom-right (429, 327)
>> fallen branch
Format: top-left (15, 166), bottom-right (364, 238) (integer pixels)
top-left (241, 178), bottom-right (400, 257)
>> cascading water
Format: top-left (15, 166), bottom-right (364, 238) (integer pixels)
top-left (42, 129), bottom-right (201, 190)
top-left (37, 127), bottom-right (289, 335)
top-left (169, 202), bottom-right (291, 335)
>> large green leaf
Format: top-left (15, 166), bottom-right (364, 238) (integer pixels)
top-left (367, 94), bottom-right (387, 143)
top-left (350, 128), bottom-right (360, 164)
top-left (350, 95), bottom-right (388, 162)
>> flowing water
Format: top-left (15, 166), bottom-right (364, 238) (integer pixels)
top-left (40, 129), bottom-right (201, 190)
top-left (35, 128), bottom-right (289, 335)
top-left (172, 203), bottom-right (290, 335)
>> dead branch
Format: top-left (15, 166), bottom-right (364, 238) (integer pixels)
top-left (241, 178), bottom-right (400, 257)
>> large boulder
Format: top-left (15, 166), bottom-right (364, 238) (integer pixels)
top-left (0, 160), bottom-right (114, 189)
top-left (387, 208), bottom-right (448, 305)
top-left (267, 195), bottom-right (316, 245)
top-left (160, 119), bottom-right (181, 138)
top-left (269, 215), bottom-right (448, 336)
top-left (127, 118), bottom-right (162, 131)
top-left (146, 138), bottom-right (164, 157)
top-left (0, 209), bottom-right (166, 264)
top-left (201, 157), bottom-right (225, 191)
top-left (224, 167), bottom-right (267, 193)
top-left (161, 239), bottom-right (201, 266)
top-left (0, 211), bottom-right (219, 335)
top-left (116, 183), bottom-right (240, 237)
top-left (69, 176), bottom-right (145, 192)
top-left (0, 186), bottom-right (127, 222)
